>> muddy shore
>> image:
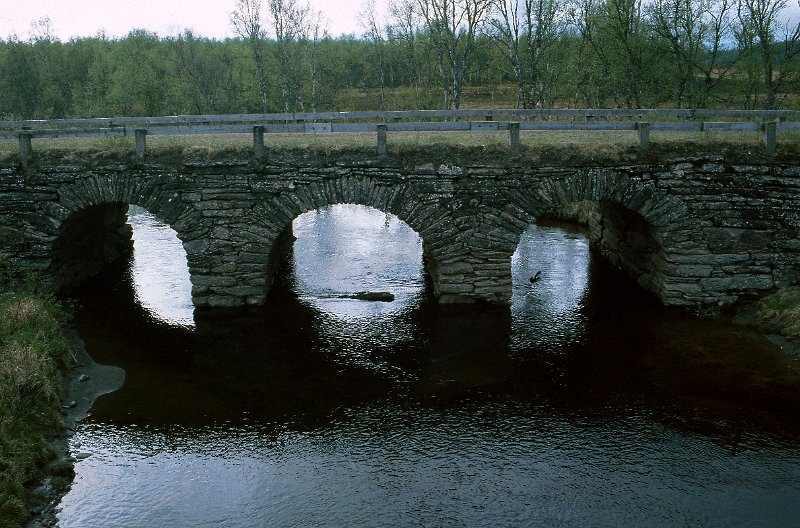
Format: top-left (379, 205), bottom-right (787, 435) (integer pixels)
top-left (25, 330), bottom-right (124, 528)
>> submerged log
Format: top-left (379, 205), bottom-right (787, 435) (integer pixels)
top-left (337, 291), bottom-right (395, 302)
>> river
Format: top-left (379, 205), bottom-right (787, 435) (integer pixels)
top-left (57, 205), bottom-right (800, 527)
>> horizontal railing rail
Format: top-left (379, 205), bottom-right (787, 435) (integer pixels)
top-left (1, 109), bottom-right (796, 160)
top-left (2, 108), bottom-right (800, 130)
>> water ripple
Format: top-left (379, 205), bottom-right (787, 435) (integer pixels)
top-left (59, 207), bottom-right (800, 527)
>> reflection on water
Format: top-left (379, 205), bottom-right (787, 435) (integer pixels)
top-left (511, 221), bottom-right (589, 352)
top-left (58, 206), bottom-right (800, 527)
top-left (292, 206), bottom-right (424, 378)
top-left (128, 205), bottom-right (194, 327)
top-left (293, 205), bottom-right (424, 315)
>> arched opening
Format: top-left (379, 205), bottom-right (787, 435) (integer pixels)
top-left (287, 204), bottom-right (426, 373)
top-left (290, 204), bottom-right (425, 314)
top-left (50, 203), bottom-right (193, 326)
top-left (50, 203), bottom-right (133, 291)
top-left (590, 201), bottom-right (665, 295)
top-left (532, 198), bottom-right (666, 298)
top-left (511, 218), bottom-right (591, 351)
top-left (510, 198), bottom-right (666, 349)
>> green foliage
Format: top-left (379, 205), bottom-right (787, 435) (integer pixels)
top-left (0, 0), bottom-right (798, 119)
top-left (0, 258), bottom-right (70, 528)
top-left (551, 201), bottom-right (598, 225)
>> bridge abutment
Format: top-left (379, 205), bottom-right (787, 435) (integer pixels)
top-left (187, 233), bottom-right (277, 309)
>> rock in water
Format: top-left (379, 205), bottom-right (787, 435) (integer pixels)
top-left (340, 291), bottom-right (395, 302)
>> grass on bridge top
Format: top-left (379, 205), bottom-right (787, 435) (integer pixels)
top-left (0, 129), bottom-right (798, 167)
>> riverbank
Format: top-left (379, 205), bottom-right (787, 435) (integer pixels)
top-left (25, 329), bottom-right (124, 528)
top-left (0, 293), bottom-right (70, 528)
top-left (753, 286), bottom-right (800, 340)
top-left (0, 291), bottom-right (123, 528)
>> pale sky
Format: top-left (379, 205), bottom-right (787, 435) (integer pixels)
top-left (1, 0), bottom-right (798, 41)
top-left (0, 0), bottom-right (387, 41)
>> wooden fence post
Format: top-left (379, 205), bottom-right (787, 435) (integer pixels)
top-left (636, 122), bottom-right (650, 151)
top-left (18, 133), bottom-right (32, 162)
top-left (135, 129), bottom-right (147, 159)
top-left (253, 125), bottom-right (265, 159)
top-left (762, 121), bottom-right (777, 156)
top-left (377, 124), bottom-right (387, 157)
top-left (509, 122), bottom-right (520, 156)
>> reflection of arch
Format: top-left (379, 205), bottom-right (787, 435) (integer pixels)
top-left (47, 174), bottom-right (207, 294)
top-left (507, 169), bottom-right (691, 303)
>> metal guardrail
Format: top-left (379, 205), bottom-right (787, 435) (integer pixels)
top-left (2, 109), bottom-right (797, 160)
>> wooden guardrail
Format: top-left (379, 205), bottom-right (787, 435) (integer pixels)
top-left (2, 109), bottom-right (798, 161)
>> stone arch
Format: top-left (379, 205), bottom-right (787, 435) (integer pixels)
top-left (45, 173), bottom-right (212, 302)
top-left (505, 168), bottom-right (693, 304)
top-left (252, 175), bottom-right (427, 237)
top-left (251, 174), bottom-right (448, 298)
top-left (253, 169), bottom-right (524, 304)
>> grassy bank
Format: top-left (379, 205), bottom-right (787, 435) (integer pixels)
top-left (0, 292), bottom-right (71, 528)
top-left (754, 286), bottom-right (800, 340)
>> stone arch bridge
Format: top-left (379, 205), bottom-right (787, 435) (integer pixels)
top-left (1, 155), bottom-right (798, 308)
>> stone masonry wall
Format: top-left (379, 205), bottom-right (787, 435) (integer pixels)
top-left (0, 154), bottom-right (797, 308)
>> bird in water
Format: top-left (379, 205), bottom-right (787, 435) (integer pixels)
top-left (529, 271), bottom-right (542, 284)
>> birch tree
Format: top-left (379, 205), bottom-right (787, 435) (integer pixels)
top-left (736, 0), bottom-right (800, 108)
top-left (489, 0), bottom-right (564, 108)
top-left (361, 3), bottom-right (388, 110)
top-left (230, 0), bottom-right (271, 112)
top-left (268, 0), bottom-right (310, 112)
top-left (389, 0), bottom-right (424, 107)
top-left (417, 0), bottom-right (493, 108)
top-left (305, 11), bottom-right (328, 113)
top-left (647, 0), bottom-right (735, 107)
top-left (488, 0), bottom-right (526, 106)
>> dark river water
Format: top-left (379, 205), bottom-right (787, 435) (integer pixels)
top-left (57, 205), bottom-right (800, 527)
